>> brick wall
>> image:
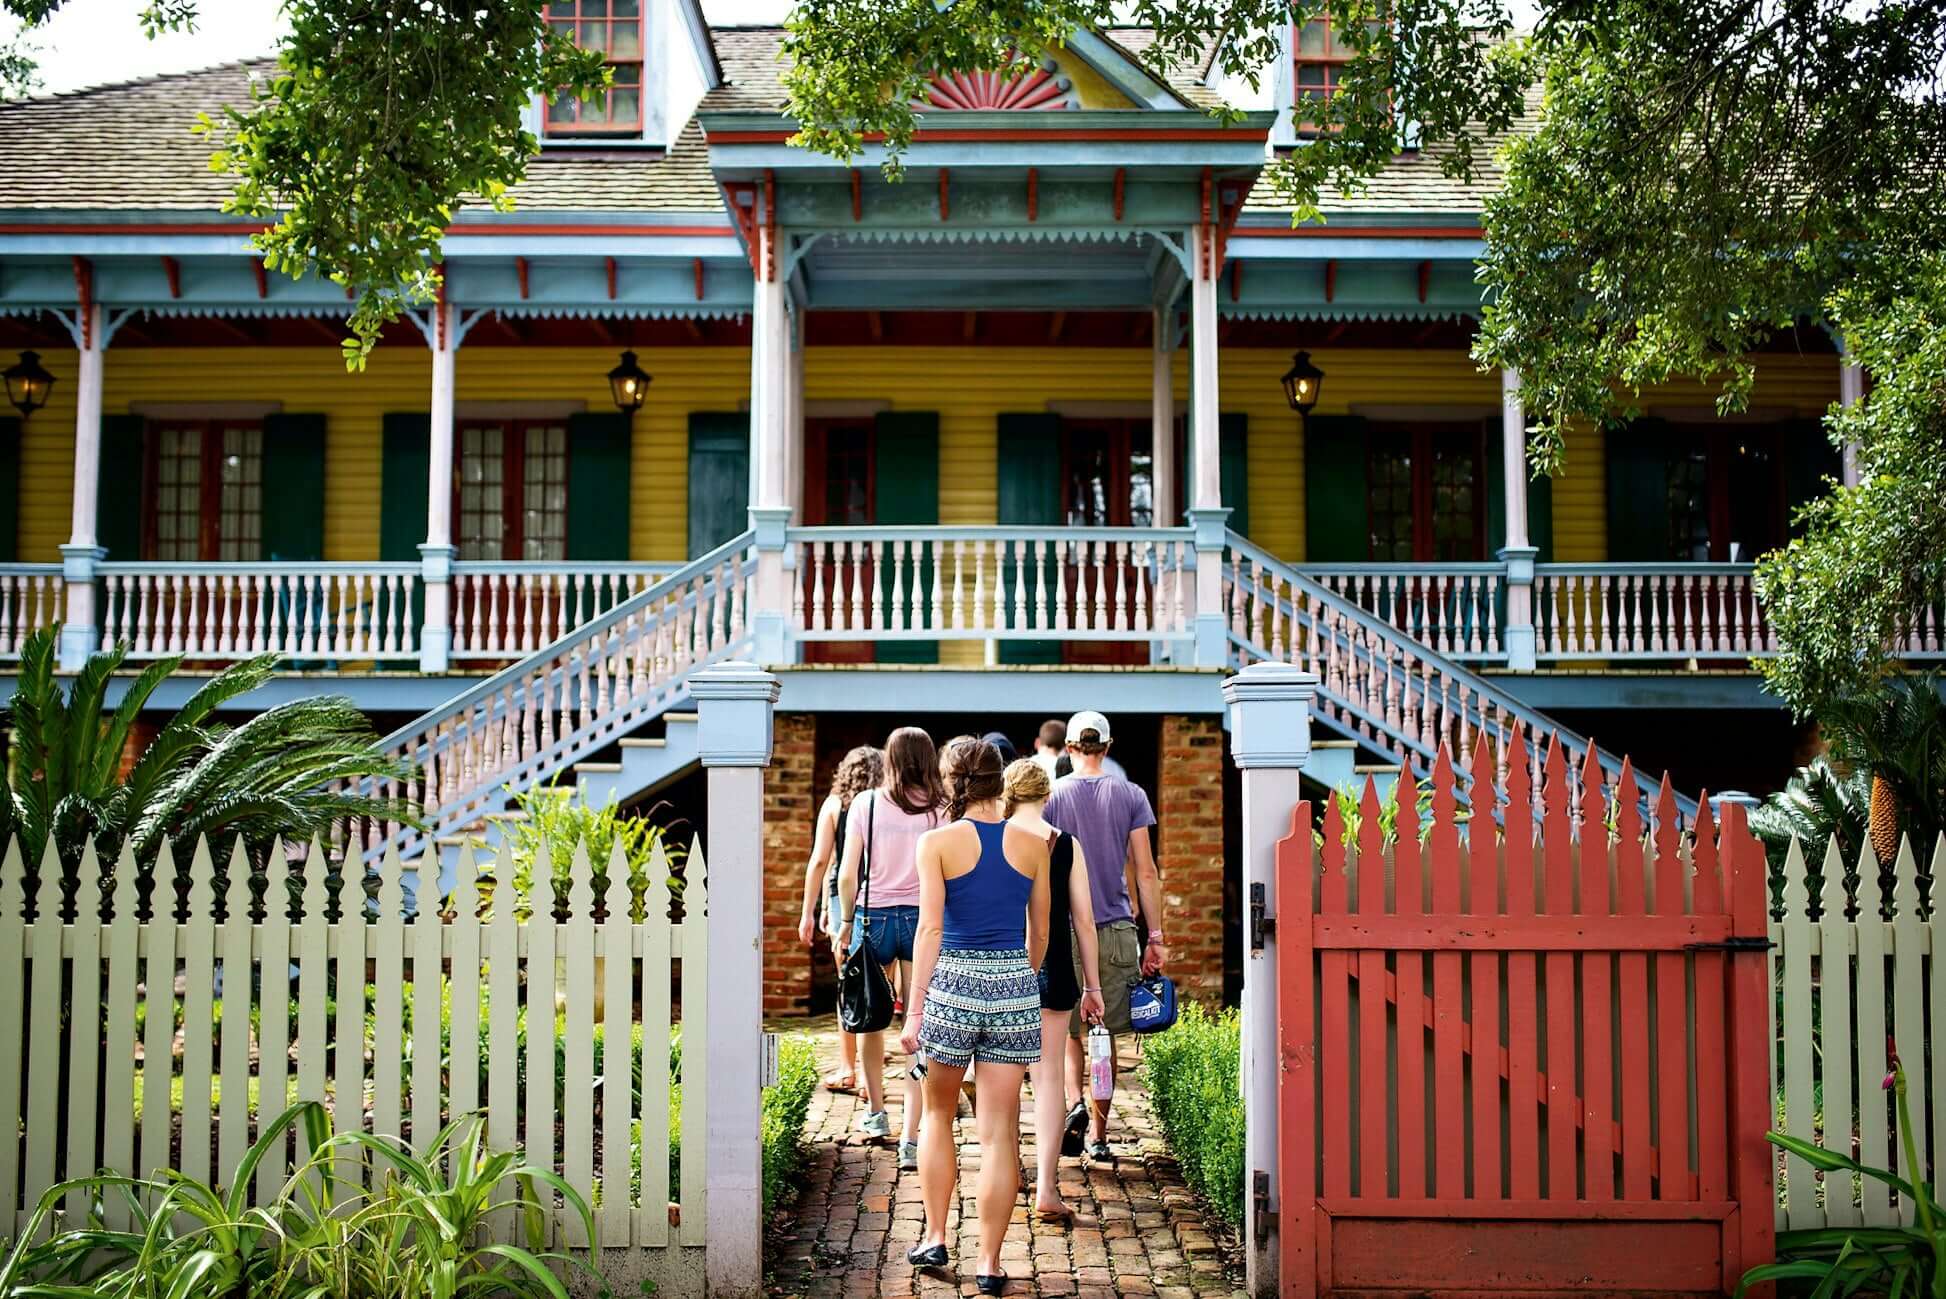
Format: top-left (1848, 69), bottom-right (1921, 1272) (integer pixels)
top-left (1157, 714), bottom-right (1226, 1006)
top-left (762, 712), bottom-right (818, 1016)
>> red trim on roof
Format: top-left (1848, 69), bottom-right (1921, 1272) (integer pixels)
top-left (0, 222), bottom-right (736, 238)
top-left (1233, 224), bottom-right (1484, 239)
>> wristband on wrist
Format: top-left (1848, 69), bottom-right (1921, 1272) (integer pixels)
top-left (1148, 930), bottom-right (1165, 942)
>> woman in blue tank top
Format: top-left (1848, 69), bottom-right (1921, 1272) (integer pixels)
top-left (899, 736), bottom-right (1050, 1295)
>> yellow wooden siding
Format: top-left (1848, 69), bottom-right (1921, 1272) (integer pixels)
top-left (12, 345), bottom-right (1841, 576)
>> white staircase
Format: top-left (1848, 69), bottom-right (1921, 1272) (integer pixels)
top-left (358, 533), bottom-right (755, 862)
top-left (1223, 531), bottom-right (1699, 819)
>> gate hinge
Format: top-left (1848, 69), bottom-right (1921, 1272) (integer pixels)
top-left (1250, 882), bottom-right (1276, 953)
top-left (1252, 1169), bottom-right (1272, 1245)
top-left (1684, 936), bottom-right (1774, 953)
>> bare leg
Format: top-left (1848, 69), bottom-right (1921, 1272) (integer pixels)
top-left (837, 1029), bottom-right (859, 1081)
top-left (896, 962), bottom-right (922, 1145)
top-left (859, 1030), bottom-right (888, 1116)
top-left (1065, 1033), bottom-right (1085, 1110)
top-left (917, 1061), bottom-right (966, 1252)
top-left (1031, 1010), bottom-right (1070, 1213)
top-left (972, 1061), bottom-right (1028, 1278)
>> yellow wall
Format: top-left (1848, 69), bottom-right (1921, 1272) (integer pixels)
top-left (13, 344), bottom-right (1842, 573)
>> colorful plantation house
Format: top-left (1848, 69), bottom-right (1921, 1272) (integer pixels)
top-left (0, 13), bottom-right (1927, 1294)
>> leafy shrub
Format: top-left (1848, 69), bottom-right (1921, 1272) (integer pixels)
top-left (762, 1036), bottom-right (820, 1215)
top-left (482, 785), bottom-right (689, 922)
top-left (0, 1102), bottom-right (599, 1298)
top-left (1142, 1002), bottom-right (1244, 1225)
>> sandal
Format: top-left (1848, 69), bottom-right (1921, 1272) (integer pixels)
top-left (822, 1069), bottom-right (858, 1093)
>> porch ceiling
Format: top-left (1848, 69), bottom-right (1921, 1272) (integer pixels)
top-left (791, 230), bottom-right (1167, 310)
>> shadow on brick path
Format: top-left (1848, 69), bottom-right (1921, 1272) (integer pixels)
top-left (766, 1017), bottom-right (1245, 1299)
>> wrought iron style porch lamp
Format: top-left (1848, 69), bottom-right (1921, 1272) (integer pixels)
top-left (3, 350), bottom-right (53, 419)
top-left (1280, 349), bottom-right (1323, 416)
top-left (608, 349), bottom-right (652, 413)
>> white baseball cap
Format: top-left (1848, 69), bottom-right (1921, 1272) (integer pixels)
top-left (1066, 709), bottom-right (1112, 745)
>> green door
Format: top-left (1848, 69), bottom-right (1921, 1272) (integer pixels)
top-left (687, 413), bottom-right (749, 559)
top-left (997, 413), bottom-right (1063, 664)
top-left (874, 411), bottom-right (940, 664)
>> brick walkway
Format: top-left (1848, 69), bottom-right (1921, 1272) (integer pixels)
top-left (767, 1019), bottom-right (1244, 1299)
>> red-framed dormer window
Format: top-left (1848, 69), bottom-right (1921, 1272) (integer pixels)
top-left (546, 0), bottom-right (644, 137)
top-left (1293, 13), bottom-right (1389, 135)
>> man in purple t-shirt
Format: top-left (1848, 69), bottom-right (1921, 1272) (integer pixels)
top-left (1044, 709), bottom-right (1166, 1162)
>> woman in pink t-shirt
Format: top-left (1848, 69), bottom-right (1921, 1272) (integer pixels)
top-left (833, 726), bottom-right (944, 1164)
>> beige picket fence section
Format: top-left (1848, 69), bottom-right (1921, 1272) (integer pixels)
top-left (0, 829), bottom-right (707, 1251)
top-left (1769, 831), bottom-right (1945, 1233)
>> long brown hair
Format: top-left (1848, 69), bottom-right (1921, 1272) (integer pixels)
top-left (880, 727), bottom-right (945, 817)
top-left (940, 735), bottom-right (1006, 822)
top-left (831, 745), bottom-right (883, 809)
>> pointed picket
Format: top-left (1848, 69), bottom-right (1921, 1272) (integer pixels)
top-left (447, 845), bottom-right (483, 1178)
top-left (1577, 752), bottom-right (1616, 1200)
top-left (140, 844), bottom-right (181, 1187)
top-left (485, 837), bottom-right (521, 1241)
top-left (600, 842), bottom-right (636, 1247)
top-left (0, 840), bottom-right (24, 1230)
top-left (332, 849), bottom-right (372, 1191)
top-left (256, 849), bottom-right (294, 1205)
top-left (1853, 840), bottom-right (1892, 1224)
top-left (101, 846), bottom-right (141, 1229)
top-left (1503, 727), bottom-right (1541, 1201)
top-left (1355, 778), bottom-right (1388, 1198)
top-left (562, 841), bottom-right (598, 1247)
top-left (294, 841), bottom-right (330, 1179)
top-left (1778, 838), bottom-right (1816, 1227)
top-left (179, 839), bottom-right (219, 1187)
top-left (1319, 795), bottom-right (1352, 1202)
top-left (1890, 837), bottom-right (1926, 1225)
top-left (1930, 834), bottom-right (1946, 1233)
top-left (1816, 836), bottom-right (1857, 1229)
top-left (680, 836), bottom-right (709, 1244)
top-left (1427, 748), bottom-right (1465, 1200)
top-left (410, 849), bottom-right (444, 1162)
top-left (526, 839), bottom-right (560, 1242)
top-left (1391, 765), bottom-right (1427, 1198)
top-left (218, 841), bottom-right (255, 1189)
top-left (21, 843), bottom-right (62, 1233)
top-left (1538, 738), bottom-right (1578, 1200)
top-left (58, 845), bottom-right (105, 1220)
top-left (371, 846), bottom-right (406, 1144)
top-left (1689, 790), bottom-right (1729, 1208)
top-left (1464, 734), bottom-right (1501, 1201)
top-left (640, 838), bottom-right (675, 1246)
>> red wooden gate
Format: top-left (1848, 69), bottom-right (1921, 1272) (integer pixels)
top-left (1274, 731), bottom-right (1774, 1297)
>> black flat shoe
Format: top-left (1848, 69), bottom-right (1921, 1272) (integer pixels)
top-left (1060, 1101), bottom-right (1089, 1157)
top-left (1088, 1139), bottom-right (1115, 1163)
top-left (906, 1242), bottom-right (949, 1271)
top-left (976, 1273), bottom-right (1008, 1295)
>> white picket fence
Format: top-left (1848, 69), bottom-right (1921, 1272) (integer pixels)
top-left (0, 830), bottom-right (708, 1255)
top-left (1770, 831), bottom-right (1946, 1232)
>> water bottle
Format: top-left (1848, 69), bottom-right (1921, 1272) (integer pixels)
top-left (1088, 1024), bottom-right (1114, 1101)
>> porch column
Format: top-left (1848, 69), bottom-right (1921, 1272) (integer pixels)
top-left (59, 299), bottom-right (106, 670)
top-left (1152, 306), bottom-right (1176, 528)
top-left (1187, 223), bottom-right (1229, 667)
top-left (1840, 357), bottom-right (1865, 488)
top-left (419, 293), bottom-right (458, 672)
top-left (1224, 661), bottom-right (1319, 1299)
top-left (1498, 367), bottom-right (1538, 671)
top-left (748, 218), bottom-right (794, 664)
top-left (692, 661), bottom-right (781, 1299)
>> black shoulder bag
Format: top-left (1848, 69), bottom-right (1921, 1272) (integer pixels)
top-left (837, 794), bottom-right (897, 1034)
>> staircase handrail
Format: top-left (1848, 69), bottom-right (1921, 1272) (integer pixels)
top-left (1225, 531), bottom-right (1700, 821)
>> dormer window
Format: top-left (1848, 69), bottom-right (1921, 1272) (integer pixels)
top-left (1292, 13), bottom-right (1386, 134)
top-left (546, 0), bottom-right (645, 137)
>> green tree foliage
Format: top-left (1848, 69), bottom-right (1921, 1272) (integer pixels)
top-left (1, 625), bottom-right (417, 884)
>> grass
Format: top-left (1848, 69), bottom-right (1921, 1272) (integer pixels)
top-left (1142, 1003), bottom-right (1244, 1226)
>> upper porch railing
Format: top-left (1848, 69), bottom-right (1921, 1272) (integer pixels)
top-left (5, 544), bottom-right (1943, 672)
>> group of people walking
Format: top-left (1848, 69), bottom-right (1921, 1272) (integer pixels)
top-left (795, 714), bottom-right (1167, 1295)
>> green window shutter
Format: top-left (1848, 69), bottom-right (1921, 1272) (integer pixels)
top-left (1302, 415), bottom-right (1368, 562)
top-left (1783, 417), bottom-right (1840, 538)
top-left (686, 412), bottom-right (749, 559)
top-left (1220, 413), bottom-right (1249, 538)
top-left (97, 415), bottom-right (146, 561)
top-left (997, 412), bottom-right (1063, 665)
top-left (260, 413), bottom-right (327, 562)
top-left (566, 412), bottom-right (632, 561)
top-left (380, 413), bottom-right (431, 562)
top-left (0, 418), bottom-right (19, 562)
top-left (1484, 418), bottom-right (1553, 562)
top-left (1605, 418), bottom-right (1672, 561)
top-left (874, 411), bottom-right (939, 664)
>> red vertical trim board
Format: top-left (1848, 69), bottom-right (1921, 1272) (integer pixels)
top-left (1276, 803), bottom-right (1316, 1299)
top-left (1725, 803), bottom-right (1777, 1294)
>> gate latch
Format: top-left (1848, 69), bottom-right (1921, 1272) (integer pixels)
top-left (1250, 883), bottom-right (1275, 953)
top-left (1683, 936), bottom-right (1774, 953)
top-left (1253, 1170), bottom-right (1272, 1245)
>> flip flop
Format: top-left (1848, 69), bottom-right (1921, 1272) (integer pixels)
top-left (1060, 1101), bottom-right (1089, 1158)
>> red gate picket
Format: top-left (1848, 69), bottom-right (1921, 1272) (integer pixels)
top-left (1273, 731), bottom-right (1774, 1297)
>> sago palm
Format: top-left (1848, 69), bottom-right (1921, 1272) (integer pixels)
top-left (1818, 671), bottom-right (1946, 866)
top-left (1750, 755), bottom-right (1872, 872)
top-left (0, 625), bottom-right (420, 887)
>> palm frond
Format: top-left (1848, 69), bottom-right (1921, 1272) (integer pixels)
top-left (59, 641), bottom-right (127, 801)
top-left (89, 655), bottom-right (181, 793)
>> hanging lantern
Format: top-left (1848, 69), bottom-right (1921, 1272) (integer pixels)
top-left (608, 349), bottom-right (652, 413)
top-left (1280, 349), bottom-right (1323, 415)
top-left (3, 350), bottom-right (54, 419)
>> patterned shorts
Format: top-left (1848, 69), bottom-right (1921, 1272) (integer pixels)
top-left (917, 948), bottom-right (1042, 1070)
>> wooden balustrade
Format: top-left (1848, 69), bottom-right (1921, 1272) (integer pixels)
top-left (0, 566), bottom-right (61, 655)
top-left (1534, 565), bottom-right (1778, 659)
top-left (1302, 565), bottom-right (1505, 662)
top-left (789, 529), bottom-right (1194, 642)
top-left (362, 544), bottom-right (752, 859)
top-left (451, 564), bottom-right (683, 660)
top-left (98, 564), bottom-right (421, 661)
